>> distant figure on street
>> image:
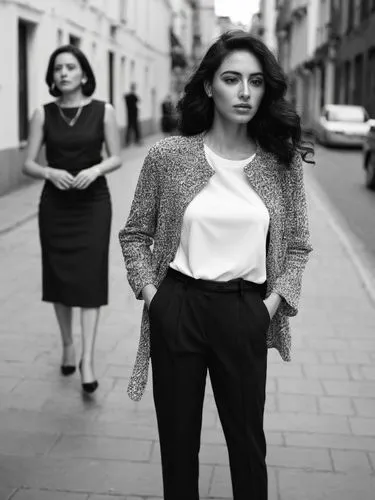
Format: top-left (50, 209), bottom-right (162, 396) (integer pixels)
top-left (119, 31), bottom-right (314, 500)
top-left (124, 83), bottom-right (141, 146)
top-left (160, 94), bottom-right (177, 135)
top-left (23, 45), bottom-right (122, 394)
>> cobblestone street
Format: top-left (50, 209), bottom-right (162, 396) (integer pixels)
top-left (1, 137), bottom-right (375, 500)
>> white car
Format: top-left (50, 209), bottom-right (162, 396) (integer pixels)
top-left (316, 104), bottom-right (371, 147)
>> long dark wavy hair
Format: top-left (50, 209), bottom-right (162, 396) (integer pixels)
top-left (178, 31), bottom-right (314, 167)
top-left (45, 45), bottom-right (96, 97)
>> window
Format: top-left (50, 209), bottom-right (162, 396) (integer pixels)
top-left (347, 0), bottom-right (355, 32)
top-left (360, 0), bottom-right (370, 21)
top-left (368, 48), bottom-right (375, 111)
top-left (334, 64), bottom-right (342, 103)
top-left (18, 20), bottom-right (29, 142)
top-left (354, 53), bottom-right (363, 104)
top-left (108, 51), bottom-right (114, 104)
top-left (120, 56), bottom-right (126, 97)
top-left (343, 61), bottom-right (351, 103)
top-left (320, 64), bottom-right (326, 109)
top-left (330, 0), bottom-right (342, 37)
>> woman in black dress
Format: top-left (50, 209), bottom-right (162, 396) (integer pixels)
top-left (23, 45), bottom-right (121, 393)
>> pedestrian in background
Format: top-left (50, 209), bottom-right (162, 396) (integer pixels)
top-left (124, 83), bottom-right (141, 146)
top-left (23, 45), bottom-right (121, 394)
top-left (160, 94), bottom-right (177, 135)
top-left (119, 30), bottom-right (313, 500)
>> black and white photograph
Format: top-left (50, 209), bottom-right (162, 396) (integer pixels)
top-left (0, 1), bottom-right (375, 499)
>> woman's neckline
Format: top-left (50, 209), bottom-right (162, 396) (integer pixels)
top-left (56, 99), bottom-right (94, 109)
top-left (204, 143), bottom-right (256, 163)
top-left (202, 134), bottom-right (257, 162)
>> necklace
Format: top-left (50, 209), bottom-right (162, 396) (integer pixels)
top-left (57, 101), bottom-right (84, 127)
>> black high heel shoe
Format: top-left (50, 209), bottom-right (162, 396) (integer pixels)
top-left (60, 365), bottom-right (76, 376)
top-left (78, 360), bottom-right (99, 394)
top-left (61, 343), bottom-right (76, 376)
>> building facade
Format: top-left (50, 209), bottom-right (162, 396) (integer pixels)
top-left (194, 0), bottom-right (218, 61)
top-left (249, 12), bottom-right (263, 38)
top-left (170, 0), bottom-right (195, 95)
top-left (276, 0), bottom-right (375, 131)
top-left (276, 0), bottom-right (333, 130)
top-left (217, 16), bottom-right (248, 34)
top-left (334, 0), bottom-right (375, 118)
top-left (0, 0), bottom-right (173, 195)
top-left (170, 0), bottom-right (218, 95)
top-left (259, 0), bottom-right (278, 54)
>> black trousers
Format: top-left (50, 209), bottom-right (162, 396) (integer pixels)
top-left (149, 267), bottom-right (269, 500)
top-left (125, 118), bottom-right (141, 145)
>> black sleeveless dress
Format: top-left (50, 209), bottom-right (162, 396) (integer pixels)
top-left (38, 100), bottom-right (112, 307)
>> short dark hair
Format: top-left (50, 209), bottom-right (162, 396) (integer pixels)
top-left (45, 45), bottom-right (96, 97)
top-left (178, 31), bottom-right (314, 167)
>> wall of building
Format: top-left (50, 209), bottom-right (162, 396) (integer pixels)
top-left (171, 0), bottom-right (195, 59)
top-left (0, 0), bottom-right (172, 195)
top-left (334, 2), bottom-right (375, 117)
top-left (277, 0), bottom-right (375, 131)
top-left (170, 0), bottom-right (195, 96)
top-left (275, 0), bottom-right (340, 131)
top-left (196, 0), bottom-right (218, 59)
top-left (259, 0), bottom-right (278, 54)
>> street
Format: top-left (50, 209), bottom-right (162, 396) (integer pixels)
top-left (311, 144), bottom-right (375, 275)
top-left (1, 139), bottom-right (375, 500)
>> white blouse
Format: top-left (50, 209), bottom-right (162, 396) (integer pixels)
top-left (170, 144), bottom-right (270, 283)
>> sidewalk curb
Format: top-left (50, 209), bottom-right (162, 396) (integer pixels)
top-left (0, 211), bottom-right (38, 235)
top-left (306, 170), bottom-right (375, 306)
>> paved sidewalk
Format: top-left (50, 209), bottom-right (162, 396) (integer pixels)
top-left (0, 140), bottom-right (375, 500)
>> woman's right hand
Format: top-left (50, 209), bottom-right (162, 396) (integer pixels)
top-left (142, 284), bottom-right (158, 310)
top-left (48, 169), bottom-right (74, 190)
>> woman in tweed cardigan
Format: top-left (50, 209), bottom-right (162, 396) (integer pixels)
top-left (119, 31), bottom-right (313, 500)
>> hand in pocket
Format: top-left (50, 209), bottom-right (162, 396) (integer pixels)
top-left (142, 284), bottom-right (158, 310)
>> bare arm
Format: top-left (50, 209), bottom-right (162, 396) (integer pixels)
top-left (23, 107), bottom-right (74, 190)
top-left (72, 103), bottom-right (122, 189)
top-left (98, 103), bottom-right (122, 174)
top-left (22, 107), bottom-right (47, 180)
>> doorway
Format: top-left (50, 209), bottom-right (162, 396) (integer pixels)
top-left (108, 51), bottom-right (114, 105)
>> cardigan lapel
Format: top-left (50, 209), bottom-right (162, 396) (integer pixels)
top-left (187, 133), bottom-right (278, 217)
top-left (166, 134), bottom-right (214, 263)
top-left (196, 132), bottom-right (277, 219)
top-left (244, 148), bottom-right (279, 221)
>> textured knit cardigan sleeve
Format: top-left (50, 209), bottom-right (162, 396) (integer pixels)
top-left (118, 145), bottom-right (160, 299)
top-left (272, 152), bottom-right (312, 317)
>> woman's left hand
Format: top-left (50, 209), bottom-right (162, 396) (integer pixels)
top-left (263, 293), bottom-right (282, 320)
top-left (72, 167), bottom-right (101, 189)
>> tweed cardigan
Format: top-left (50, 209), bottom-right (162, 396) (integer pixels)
top-left (119, 133), bottom-right (313, 401)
